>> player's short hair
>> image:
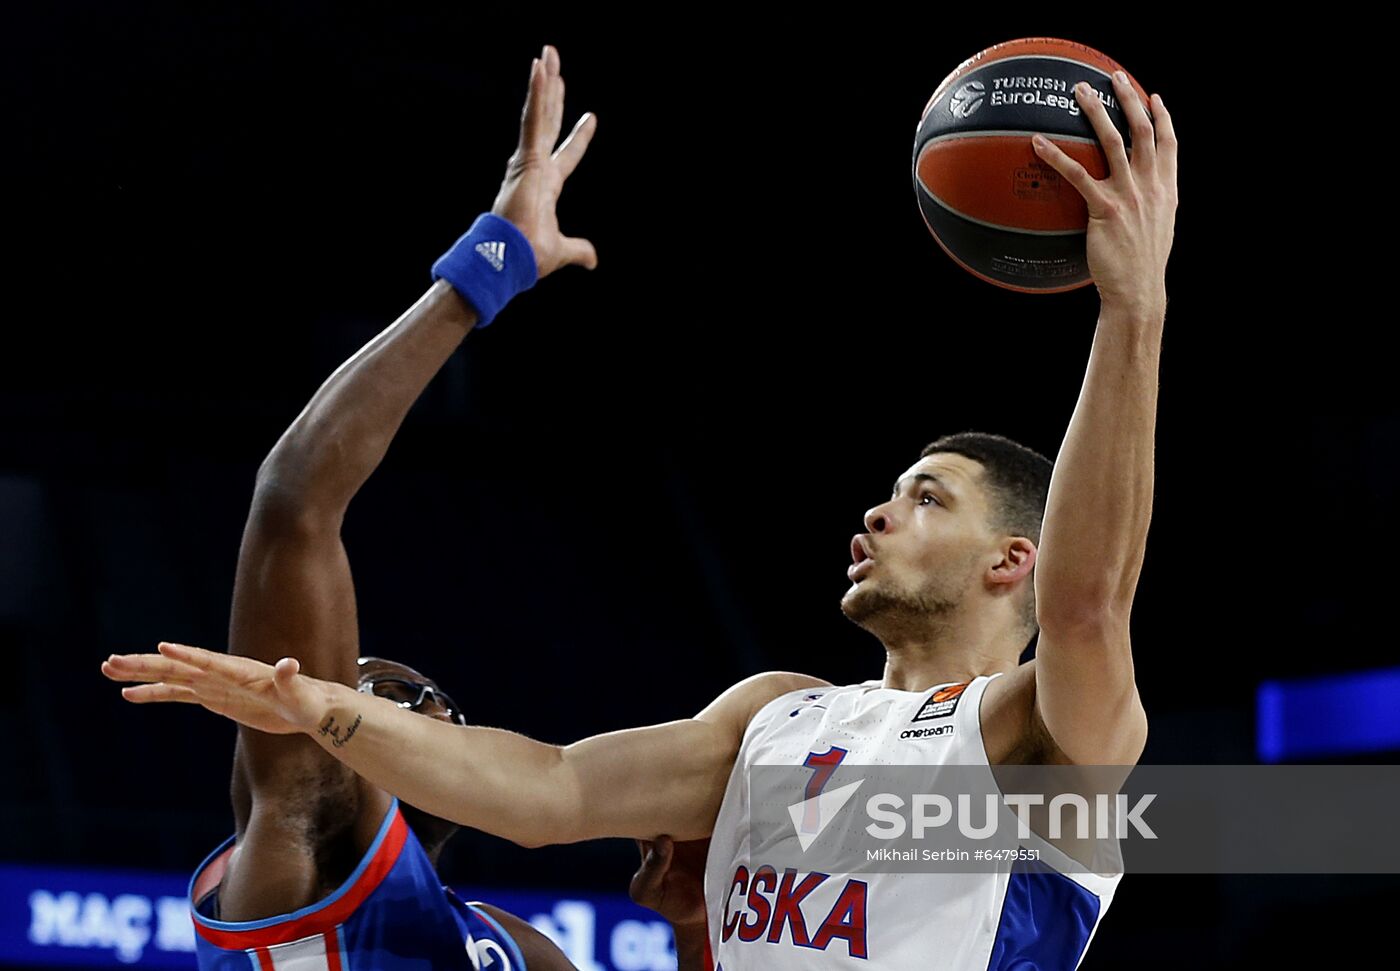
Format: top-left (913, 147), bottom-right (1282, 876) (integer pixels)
top-left (919, 431), bottom-right (1053, 637)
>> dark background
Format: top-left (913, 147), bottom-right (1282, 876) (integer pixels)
top-left (2, 4), bottom-right (1394, 967)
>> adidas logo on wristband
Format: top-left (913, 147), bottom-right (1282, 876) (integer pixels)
top-left (473, 240), bottom-right (506, 272)
top-left (430, 212), bottom-right (536, 329)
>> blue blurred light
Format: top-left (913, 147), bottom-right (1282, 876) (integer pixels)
top-left (1256, 666), bottom-right (1400, 762)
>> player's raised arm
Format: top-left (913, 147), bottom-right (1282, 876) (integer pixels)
top-left (1022, 75), bottom-right (1178, 765)
top-left (103, 47), bottom-right (601, 926)
top-left (103, 644), bottom-right (828, 846)
top-left (223, 41), bottom-right (597, 756)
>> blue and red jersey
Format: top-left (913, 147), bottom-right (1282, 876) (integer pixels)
top-left (189, 798), bottom-right (526, 970)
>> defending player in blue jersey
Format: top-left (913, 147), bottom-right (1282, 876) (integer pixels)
top-left (101, 43), bottom-right (708, 971)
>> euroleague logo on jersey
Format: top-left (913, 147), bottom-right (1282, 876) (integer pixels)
top-left (911, 683), bottom-right (967, 722)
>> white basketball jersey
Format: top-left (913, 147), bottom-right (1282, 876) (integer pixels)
top-left (704, 673), bottom-right (1123, 970)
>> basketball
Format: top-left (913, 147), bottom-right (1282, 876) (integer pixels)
top-left (912, 37), bottom-right (1150, 293)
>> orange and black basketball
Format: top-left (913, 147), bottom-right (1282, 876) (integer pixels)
top-left (912, 37), bottom-right (1150, 293)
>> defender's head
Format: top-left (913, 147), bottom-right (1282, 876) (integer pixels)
top-left (356, 657), bottom-right (466, 726)
top-left (356, 656), bottom-right (465, 855)
top-left (840, 431), bottom-right (1053, 655)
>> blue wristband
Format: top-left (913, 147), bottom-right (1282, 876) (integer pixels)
top-left (431, 213), bottom-right (538, 328)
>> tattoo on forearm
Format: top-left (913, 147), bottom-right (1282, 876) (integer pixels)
top-left (317, 713), bottom-right (362, 749)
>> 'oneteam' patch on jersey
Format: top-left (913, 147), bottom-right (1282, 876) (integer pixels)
top-left (912, 682), bottom-right (968, 721)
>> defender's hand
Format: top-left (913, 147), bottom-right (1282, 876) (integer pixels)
top-left (102, 643), bottom-right (327, 737)
top-left (1031, 74), bottom-right (1177, 317)
top-left (493, 44), bottom-right (598, 279)
top-left (629, 836), bottom-right (710, 930)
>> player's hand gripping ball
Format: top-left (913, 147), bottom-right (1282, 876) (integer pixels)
top-left (912, 37), bottom-right (1150, 293)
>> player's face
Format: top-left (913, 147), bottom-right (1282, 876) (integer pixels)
top-left (840, 452), bottom-right (999, 626)
top-left (355, 657), bottom-right (462, 727)
top-left (356, 657), bottom-right (464, 852)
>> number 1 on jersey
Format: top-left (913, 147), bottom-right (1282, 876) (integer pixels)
top-left (800, 747), bottom-right (849, 834)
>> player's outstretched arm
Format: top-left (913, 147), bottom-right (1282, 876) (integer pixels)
top-left (103, 643), bottom-right (827, 846)
top-left (1022, 75), bottom-right (1178, 765)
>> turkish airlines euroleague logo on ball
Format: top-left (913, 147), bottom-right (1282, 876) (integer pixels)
top-left (950, 81), bottom-right (985, 119)
top-left (912, 683), bottom-right (968, 721)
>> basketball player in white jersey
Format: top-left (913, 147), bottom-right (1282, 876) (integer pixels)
top-left (105, 68), bottom-right (1177, 969)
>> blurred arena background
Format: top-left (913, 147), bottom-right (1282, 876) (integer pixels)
top-left (2, 4), bottom-right (1395, 968)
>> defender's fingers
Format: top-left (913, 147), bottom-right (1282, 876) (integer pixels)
top-left (554, 112), bottom-right (596, 181)
top-left (541, 44), bottom-right (565, 150)
top-left (121, 683), bottom-right (202, 704)
top-left (559, 235), bottom-right (598, 271)
top-left (1073, 82), bottom-right (1130, 181)
top-left (1110, 71), bottom-right (1155, 175)
top-left (518, 56), bottom-right (547, 154)
top-left (1031, 136), bottom-right (1110, 216)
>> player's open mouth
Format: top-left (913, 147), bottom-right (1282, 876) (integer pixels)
top-left (850, 535), bottom-right (873, 564)
top-left (848, 558), bottom-right (875, 581)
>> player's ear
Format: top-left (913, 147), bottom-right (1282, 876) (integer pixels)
top-left (989, 537), bottom-right (1036, 586)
